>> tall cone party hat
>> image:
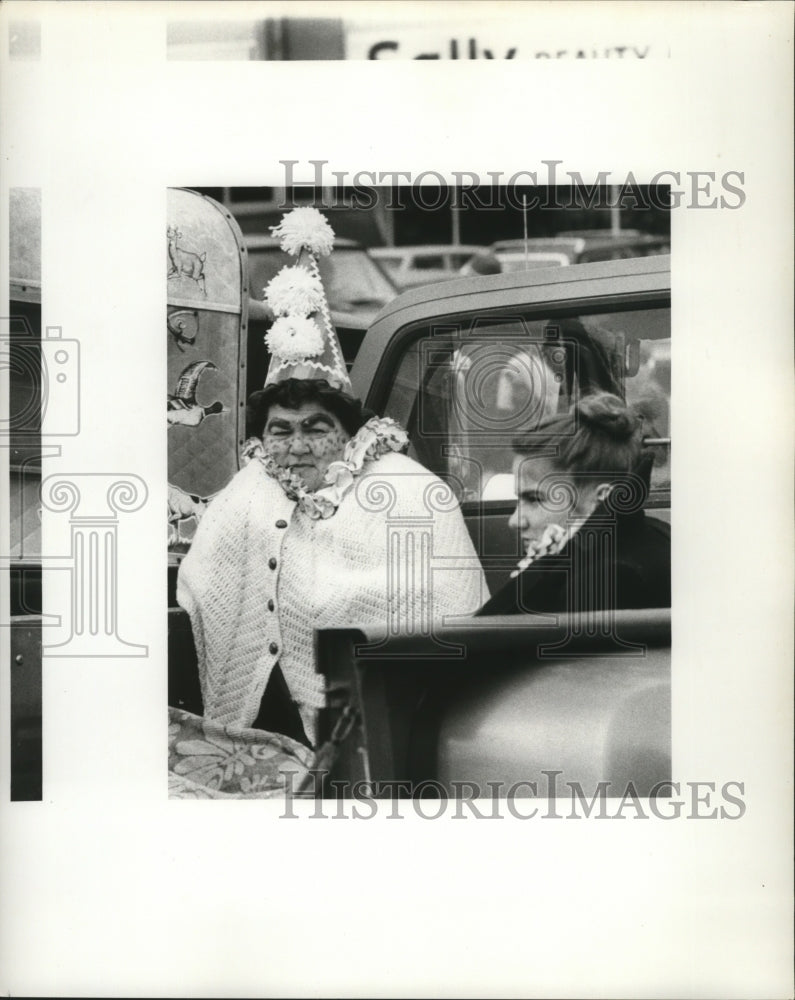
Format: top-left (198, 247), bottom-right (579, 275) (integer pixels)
top-left (262, 207), bottom-right (353, 394)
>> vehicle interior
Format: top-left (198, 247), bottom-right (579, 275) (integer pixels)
top-left (381, 304), bottom-right (671, 596)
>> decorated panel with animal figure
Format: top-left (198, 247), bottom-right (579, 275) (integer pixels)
top-left (167, 188), bottom-right (248, 554)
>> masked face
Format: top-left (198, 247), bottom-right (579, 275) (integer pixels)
top-left (262, 402), bottom-right (351, 493)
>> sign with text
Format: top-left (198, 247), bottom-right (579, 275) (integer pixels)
top-left (344, 20), bottom-right (670, 60)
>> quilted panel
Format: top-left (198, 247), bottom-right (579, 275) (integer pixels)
top-left (167, 308), bottom-right (242, 497)
top-left (166, 189), bottom-right (247, 554)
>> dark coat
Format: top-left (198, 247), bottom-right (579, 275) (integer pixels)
top-left (479, 504), bottom-right (670, 616)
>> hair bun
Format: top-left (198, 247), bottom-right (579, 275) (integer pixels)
top-left (577, 393), bottom-right (638, 440)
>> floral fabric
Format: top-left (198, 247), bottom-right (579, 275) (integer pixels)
top-left (168, 706), bottom-right (313, 799)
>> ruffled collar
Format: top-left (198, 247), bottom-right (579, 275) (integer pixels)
top-left (241, 416), bottom-right (409, 520)
top-left (510, 494), bottom-right (648, 579)
top-left (510, 522), bottom-right (576, 579)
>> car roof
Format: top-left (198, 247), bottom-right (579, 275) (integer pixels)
top-left (497, 253), bottom-right (573, 272)
top-left (351, 254), bottom-right (670, 400)
top-left (371, 244), bottom-right (485, 255)
top-left (492, 233), bottom-right (667, 253)
top-left (556, 228), bottom-right (645, 238)
top-left (492, 237), bottom-right (586, 252)
top-left (365, 251), bottom-right (669, 321)
top-left (575, 237), bottom-right (669, 254)
top-left (245, 234), bottom-right (362, 250)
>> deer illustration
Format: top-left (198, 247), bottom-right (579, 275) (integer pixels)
top-left (167, 226), bottom-right (207, 295)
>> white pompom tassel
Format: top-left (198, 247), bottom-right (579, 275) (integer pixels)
top-left (265, 315), bottom-right (325, 362)
top-left (270, 207), bottom-right (335, 257)
top-left (264, 265), bottom-right (325, 317)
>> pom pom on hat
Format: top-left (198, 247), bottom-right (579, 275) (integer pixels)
top-left (264, 265), bottom-right (325, 317)
top-left (265, 315), bottom-right (325, 363)
top-left (270, 207), bottom-right (335, 257)
top-left (263, 206), bottom-right (353, 394)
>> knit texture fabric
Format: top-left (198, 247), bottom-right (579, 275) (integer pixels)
top-left (177, 451), bottom-right (488, 744)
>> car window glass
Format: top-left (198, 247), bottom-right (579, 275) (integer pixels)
top-left (377, 257), bottom-right (402, 275)
top-left (449, 253), bottom-right (476, 269)
top-left (414, 255), bottom-right (445, 270)
top-left (248, 247), bottom-right (396, 310)
top-left (383, 306), bottom-right (670, 504)
top-left (318, 249), bottom-right (396, 308)
top-left (579, 247), bottom-right (632, 263)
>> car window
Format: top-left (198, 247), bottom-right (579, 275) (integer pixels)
top-left (414, 254), bottom-right (446, 270)
top-left (383, 306), bottom-right (671, 506)
top-left (374, 255), bottom-right (402, 275)
top-left (578, 246), bottom-right (634, 263)
top-left (449, 252), bottom-right (477, 270)
top-left (321, 249), bottom-right (396, 308)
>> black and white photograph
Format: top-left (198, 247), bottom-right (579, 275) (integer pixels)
top-left (1, 2), bottom-right (792, 997)
top-left (165, 182), bottom-right (673, 802)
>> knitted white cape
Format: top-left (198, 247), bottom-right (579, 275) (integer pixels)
top-left (177, 451), bottom-right (488, 743)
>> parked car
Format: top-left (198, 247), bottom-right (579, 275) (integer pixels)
top-left (491, 232), bottom-right (670, 272)
top-left (310, 254), bottom-right (672, 797)
top-left (371, 244), bottom-right (486, 288)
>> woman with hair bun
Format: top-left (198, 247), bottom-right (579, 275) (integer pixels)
top-left (479, 392), bottom-right (670, 615)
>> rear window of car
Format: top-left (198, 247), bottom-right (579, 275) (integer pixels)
top-left (410, 254), bottom-right (445, 270)
top-left (383, 306), bottom-right (671, 507)
top-left (373, 255), bottom-right (402, 274)
top-left (578, 247), bottom-right (635, 263)
top-left (248, 247), bottom-right (396, 311)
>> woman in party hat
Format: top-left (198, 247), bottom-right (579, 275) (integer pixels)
top-left (175, 208), bottom-right (487, 783)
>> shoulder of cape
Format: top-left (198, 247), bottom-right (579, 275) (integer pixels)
top-left (363, 450), bottom-right (437, 477)
top-left (222, 457), bottom-right (279, 494)
top-left (346, 450), bottom-right (462, 518)
top-left (356, 450), bottom-right (454, 492)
